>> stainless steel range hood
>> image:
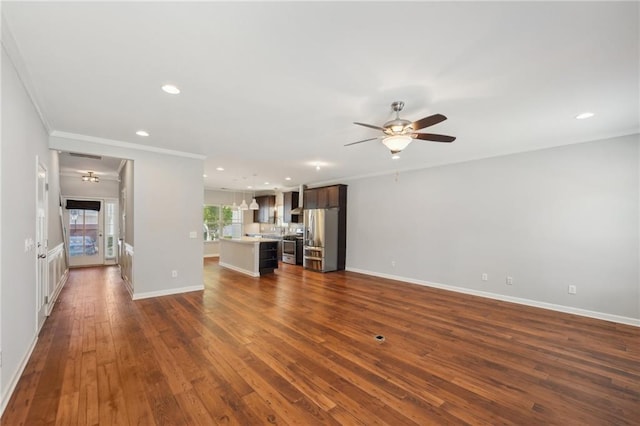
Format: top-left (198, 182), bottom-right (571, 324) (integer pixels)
top-left (290, 184), bottom-right (305, 215)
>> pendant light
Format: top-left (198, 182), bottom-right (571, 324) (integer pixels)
top-left (249, 174), bottom-right (260, 210)
top-left (232, 191), bottom-right (238, 211)
top-left (249, 197), bottom-right (259, 210)
top-left (239, 190), bottom-right (249, 211)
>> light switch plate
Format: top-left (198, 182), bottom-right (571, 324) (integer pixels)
top-left (189, 231), bottom-right (197, 239)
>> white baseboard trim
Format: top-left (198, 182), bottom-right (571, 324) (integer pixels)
top-left (346, 267), bottom-right (640, 327)
top-left (1, 336), bottom-right (38, 417)
top-left (47, 268), bottom-right (69, 316)
top-left (204, 253), bottom-right (219, 258)
top-left (219, 261), bottom-right (259, 277)
top-left (132, 284), bottom-right (204, 301)
top-left (122, 273), bottom-right (133, 299)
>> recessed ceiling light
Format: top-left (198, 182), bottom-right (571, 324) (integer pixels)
top-left (575, 112), bottom-right (594, 120)
top-left (264, 182), bottom-right (269, 185)
top-left (315, 165), bottom-right (321, 171)
top-left (392, 155), bottom-right (400, 160)
top-left (203, 174), bottom-right (208, 178)
top-left (285, 177), bottom-right (291, 181)
top-left (161, 84), bottom-right (180, 95)
top-left (136, 130), bottom-right (149, 137)
top-left (248, 185), bottom-right (253, 189)
top-left (216, 167), bottom-right (224, 171)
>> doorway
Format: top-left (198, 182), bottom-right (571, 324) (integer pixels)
top-left (65, 200), bottom-right (104, 267)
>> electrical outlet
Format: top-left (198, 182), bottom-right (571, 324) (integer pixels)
top-left (481, 273), bottom-right (488, 281)
top-left (568, 285), bottom-right (577, 295)
top-left (506, 276), bottom-right (513, 285)
top-left (171, 270), bottom-right (178, 278)
top-left (391, 260), bottom-right (396, 268)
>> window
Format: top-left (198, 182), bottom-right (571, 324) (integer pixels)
top-left (104, 201), bottom-right (117, 260)
top-left (204, 205), bottom-right (242, 241)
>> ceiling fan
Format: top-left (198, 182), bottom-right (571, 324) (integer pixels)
top-left (345, 101), bottom-right (456, 154)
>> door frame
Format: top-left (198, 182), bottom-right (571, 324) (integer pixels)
top-left (35, 157), bottom-right (48, 332)
top-left (64, 197), bottom-right (105, 267)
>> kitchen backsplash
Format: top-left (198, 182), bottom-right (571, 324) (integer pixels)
top-left (259, 223), bottom-right (304, 234)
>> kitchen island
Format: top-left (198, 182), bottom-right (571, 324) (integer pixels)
top-left (219, 237), bottom-right (279, 277)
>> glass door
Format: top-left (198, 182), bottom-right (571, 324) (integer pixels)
top-left (67, 205), bottom-right (104, 267)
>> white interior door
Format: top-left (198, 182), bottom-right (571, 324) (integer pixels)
top-left (66, 202), bottom-right (104, 267)
top-left (36, 161), bottom-right (48, 331)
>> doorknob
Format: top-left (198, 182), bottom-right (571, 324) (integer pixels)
top-left (38, 254), bottom-right (47, 259)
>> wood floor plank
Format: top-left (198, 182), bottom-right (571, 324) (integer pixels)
top-left (2, 260), bottom-right (639, 425)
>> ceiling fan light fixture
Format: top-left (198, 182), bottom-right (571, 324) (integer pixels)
top-left (384, 119), bottom-right (413, 134)
top-left (382, 135), bottom-right (412, 153)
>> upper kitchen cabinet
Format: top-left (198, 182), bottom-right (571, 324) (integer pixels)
top-left (253, 195), bottom-right (276, 223)
top-left (304, 185), bottom-right (346, 209)
top-left (283, 191), bottom-right (300, 223)
top-left (304, 188), bottom-right (318, 209)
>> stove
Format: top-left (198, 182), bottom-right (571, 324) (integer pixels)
top-left (282, 233), bottom-right (303, 264)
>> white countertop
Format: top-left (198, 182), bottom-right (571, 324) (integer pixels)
top-left (220, 237), bottom-right (280, 244)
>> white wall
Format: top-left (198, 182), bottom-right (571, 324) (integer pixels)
top-left (1, 46), bottom-right (52, 412)
top-left (51, 134), bottom-right (204, 299)
top-left (134, 151), bottom-right (203, 297)
top-left (346, 134), bottom-right (639, 323)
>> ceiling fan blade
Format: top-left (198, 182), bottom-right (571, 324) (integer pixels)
top-left (412, 133), bottom-right (456, 143)
top-left (411, 114), bottom-right (447, 131)
top-left (354, 122), bottom-right (386, 131)
top-left (344, 137), bottom-right (379, 147)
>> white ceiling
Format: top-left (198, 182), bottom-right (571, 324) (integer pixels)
top-left (3, 1), bottom-right (638, 191)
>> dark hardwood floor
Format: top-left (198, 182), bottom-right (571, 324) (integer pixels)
top-left (2, 258), bottom-right (639, 425)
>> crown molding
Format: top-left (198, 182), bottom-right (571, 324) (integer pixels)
top-left (1, 15), bottom-right (52, 133)
top-left (50, 131), bottom-right (207, 160)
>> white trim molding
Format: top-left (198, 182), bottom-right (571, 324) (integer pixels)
top-left (218, 261), bottom-right (259, 277)
top-left (46, 243), bottom-right (68, 315)
top-left (0, 336), bottom-right (38, 416)
top-left (50, 131), bottom-right (206, 160)
top-left (346, 267), bottom-right (640, 327)
top-left (120, 243), bottom-right (134, 298)
top-left (1, 16), bottom-right (52, 133)
top-left (132, 285), bottom-right (205, 301)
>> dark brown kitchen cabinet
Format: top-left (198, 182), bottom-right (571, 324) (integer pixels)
top-left (259, 241), bottom-right (278, 274)
top-left (304, 185), bottom-right (345, 209)
top-left (283, 191), bottom-right (300, 223)
top-left (303, 188), bottom-right (319, 209)
top-left (253, 195), bottom-right (275, 223)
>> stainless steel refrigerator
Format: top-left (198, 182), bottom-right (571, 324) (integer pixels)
top-left (303, 208), bottom-right (339, 272)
